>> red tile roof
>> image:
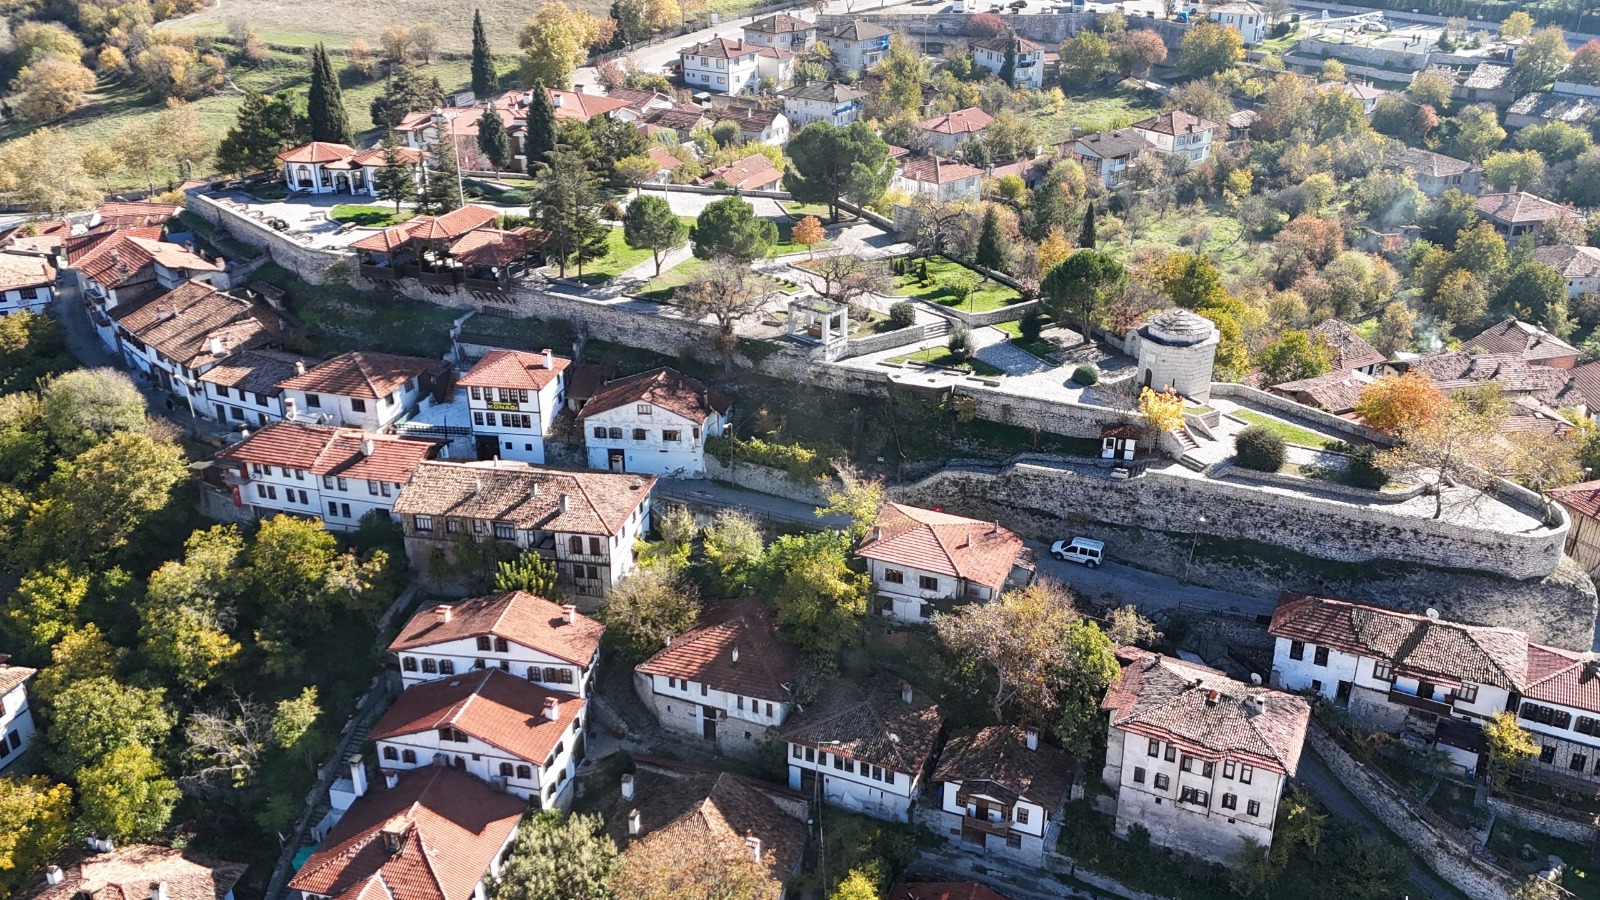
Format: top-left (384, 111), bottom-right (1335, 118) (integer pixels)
top-left (0, 661), bottom-right (36, 697)
top-left (1102, 648), bottom-right (1309, 776)
top-left (637, 598), bottom-right (803, 701)
top-left (113, 279), bottom-right (282, 366)
top-left (1522, 644), bottom-right (1600, 714)
top-left (856, 503), bottom-right (1024, 591)
top-left (459, 348), bottom-right (571, 391)
top-left (1464, 318), bottom-right (1579, 364)
top-left (1476, 191), bottom-right (1582, 226)
top-left (369, 668), bottom-right (584, 765)
top-left (391, 461), bottom-right (655, 536)
top-left (449, 227), bottom-right (543, 267)
top-left (350, 146), bottom-right (424, 167)
top-left (974, 34), bottom-right (1044, 53)
top-left (700, 153), bottom-right (783, 191)
top-left (404, 205), bottom-right (500, 242)
top-left (389, 591), bottom-right (603, 664)
top-left (277, 141), bottom-right (358, 164)
top-left (288, 766), bottom-right (523, 900)
top-left (932, 725), bottom-right (1072, 813)
top-left (683, 37), bottom-right (765, 59)
top-left (278, 350), bottom-right (449, 399)
top-left (218, 421), bottom-right (439, 483)
top-left (95, 201), bottom-right (182, 230)
top-left (197, 349), bottom-right (311, 395)
top-left (1130, 109), bottom-right (1221, 136)
top-left (647, 146), bottom-right (684, 172)
top-left (888, 883), bottom-right (1011, 900)
top-left (578, 367), bottom-right (733, 424)
top-left (0, 251), bottom-right (53, 291)
top-left (1567, 361), bottom-right (1600, 412)
top-left (549, 88), bottom-right (630, 121)
top-left (897, 156), bottom-right (983, 186)
top-left (782, 674), bottom-right (943, 773)
top-left (1548, 479), bottom-right (1600, 520)
top-left (16, 846), bottom-right (245, 900)
top-left (1269, 593), bottom-right (1529, 691)
top-left (350, 225), bottom-right (416, 253)
top-left (68, 228), bottom-right (219, 289)
top-left (919, 107), bottom-right (993, 136)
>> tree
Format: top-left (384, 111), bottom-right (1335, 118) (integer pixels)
top-left (532, 148), bottom-right (607, 277)
top-left (1353, 371), bottom-right (1445, 434)
top-left (370, 65), bottom-right (445, 130)
top-left (31, 623), bottom-right (120, 709)
top-left (818, 467), bottom-right (885, 543)
top-left (308, 43), bottom-right (353, 145)
top-left (272, 686), bottom-right (328, 768)
top-left (1177, 21), bottom-right (1243, 77)
top-left (1513, 25), bottom-right (1572, 92)
top-left (1079, 203), bottom-right (1096, 249)
top-left (375, 131), bottom-right (415, 213)
top-left (23, 432), bottom-right (186, 568)
top-left (139, 526), bottom-right (246, 693)
top-left (493, 810), bottom-right (617, 900)
top-left (524, 84), bottom-right (559, 166)
top-left (792, 215), bottom-right (826, 255)
top-left (1114, 29), bottom-right (1166, 77)
top-left (830, 870), bottom-right (881, 900)
top-left (974, 206), bottom-right (1007, 275)
top-left (690, 196), bottom-right (777, 263)
top-left (999, 37), bottom-right (1018, 85)
top-left (676, 256), bottom-right (767, 368)
top-left (1381, 388), bottom-right (1504, 519)
top-left (1106, 605), bottom-right (1162, 647)
top-left (183, 697), bottom-right (272, 789)
top-left (493, 553), bottom-right (563, 597)
top-left (1446, 104), bottom-right (1507, 163)
top-left (1139, 387), bottom-right (1186, 435)
top-left (411, 24), bottom-right (440, 65)
top-left (615, 0), bottom-right (682, 42)
top-left (1500, 10), bottom-right (1534, 40)
top-left (0, 776), bottom-right (73, 897)
top-left (1495, 262), bottom-right (1572, 339)
top-left (1516, 121), bottom-right (1592, 163)
top-left (1257, 330), bottom-right (1332, 384)
top-left (1484, 709), bottom-right (1537, 789)
top-left (47, 677), bottom-right (173, 775)
top-left (1042, 250), bottom-right (1126, 344)
top-left (1058, 31), bottom-right (1114, 87)
top-left (0, 129), bottom-right (103, 214)
top-left (1038, 226), bottom-right (1073, 275)
top-left (799, 254), bottom-right (891, 308)
top-left (41, 367), bottom-right (145, 455)
top-left (157, 100), bottom-right (216, 180)
top-left (77, 744), bottom-right (179, 842)
top-left (380, 26), bottom-right (415, 64)
top-left (1419, 189), bottom-right (1480, 248)
top-left (471, 9), bottom-right (497, 98)
top-left (11, 53), bottom-right (98, 123)
top-left (477, 107), bottom-right (514, 171)
top-left (217, 90), bottom-right (308, 174)
top-left (518, 2), bottom-right (605, 89)
top-left (1484, 149), bottom-right (1547, 192)
top-left (4, 565), bottom-right (90, 660)
top-left (601, 565), bottom-right (700, 660)
top-left (783, 122), bottom-right (893, 222)
top-left (701, 510), bottom-right (764, 597)
top-left (760, 532), bottom-right (869, 660)
top-left (1372, 300), bottom-right (1417, 357)
top-left (1571, 40), bottom-right (1600, 86)
top-left (622, 195), bottom-right (688, 276)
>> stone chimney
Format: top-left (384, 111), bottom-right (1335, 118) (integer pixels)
top-left (294, 359), bottom-right (306, 376)
top-left (543, 697), bottom-right (560, 722)
top-left (745, 833), bottom-right (762, 863)
top-left (1245, 694), bottom-right (1266, 717)
top-left (627, 808), bottom-right (641, 836)
top-left (621, 773), bottom-right (635, 801)
top-left (900, 681), bottom-right (913, 704)
top-left (348, 754), bottom-right (368, 797)
top-left (44, 867), bottom-right (63, 887)
top-left (1025, 729), bottom-right (1038, 751)
top-left (561, 603), bottom-right (577, 624)
top-left (543, 348), bottom-right (554, 369)
top-left (384, 769), bottom-right (400, 789)
top-left (558, 493), bottom-right (569, 514)
top-left (436, 604), bottom-right (454, 623)
top-left (206, 336), bottom-right (224, 356)
top-left (731, 644), bottom-right (740, 664)
top-left (151, 882), bottom-right (168, 900)
top-left (361, 438), bottom-right (375, 457)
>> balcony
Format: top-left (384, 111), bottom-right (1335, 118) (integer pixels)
top-left (1388, 687), bottom-right (1452, 717)
top-left (360, 264), bottom-right (397, 280)
top-left (959, 814), bottom-right (1011, 837)
top-left (418, 269), bottom-right (464, 287)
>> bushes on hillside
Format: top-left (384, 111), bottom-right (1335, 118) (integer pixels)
top-left (705, 435), bottom-right (832, 483)
top-left (1236, 426), bottom-right (1286, 472)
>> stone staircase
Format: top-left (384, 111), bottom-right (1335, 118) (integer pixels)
top-left (1174, 428), bottom-right (1207, 471)
top-left (925, 318), bottom-right (952, 340)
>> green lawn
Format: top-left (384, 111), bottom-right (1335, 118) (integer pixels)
top-left (1108, 198), bottom-right (1263, 281)
top-left (1232, 409), bottom-right (1342, 450)
top-left (1023, 83), bottom-right (1164, 144)
top-left (330, 204), bottom-right (414, 227)
top-left (554, 227), bottom-right (654, 284)
top-left (891, 256), bottom-right (1023, 314)
top-left (890, 347), bottom-right (1004, 376)
top-left (782, 200), bottom-right (839, 220)
top-left (993, 318), bottom-right (1058, 361)
top-left (1487, 821), bottom-right (1600, 900)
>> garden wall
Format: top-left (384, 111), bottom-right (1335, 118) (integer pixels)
top-left (186, 193), bottom-right (351, 286)
top-left (816, 12), bottom-right (1185, 48)
top-left (1306, 725), bottom-right (1520, 900)
top-left (1219, 462), bottom-right (1427, 504)
top-left (841, 323), bottom-right (939, 358)
top-left (704, 457), bottom-right (838, 506)
top-left (1487, 797), bottom-right (1599, 847)
top-left (941, 299), bottom-right (1040, 328)
top-left (1211, 383), bottom-right (1393, 446)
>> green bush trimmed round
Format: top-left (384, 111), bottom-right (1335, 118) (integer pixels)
top-left (1235, 426), bottom-right (1286, 472)
top-left (888, 301), bottom-right (916, 330)
top-left (1345, 444), bottom-right (1389, 489)
top-left (1071, 365), bottom-right (1099, 386)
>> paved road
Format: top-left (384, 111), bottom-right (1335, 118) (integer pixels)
top-left (1296, 747), bottom-right (1458, 900)
top-left (1030, 540), bottom-right (1278, 618)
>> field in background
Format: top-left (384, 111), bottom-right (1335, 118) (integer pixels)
top-left (157, 0), bottom-right (572, 52)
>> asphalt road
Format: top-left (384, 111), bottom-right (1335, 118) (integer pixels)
top-left (1028, 539), bottom-right (1278, 619)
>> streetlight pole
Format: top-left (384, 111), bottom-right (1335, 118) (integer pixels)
top-left (1182, 514), bottom-right (1207, 585)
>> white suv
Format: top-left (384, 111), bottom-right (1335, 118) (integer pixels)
top-left (1050, 537), bottom-right (1105, 568)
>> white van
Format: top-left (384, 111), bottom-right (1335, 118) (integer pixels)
top-left (1050, 537), bottom-right (1105, 568)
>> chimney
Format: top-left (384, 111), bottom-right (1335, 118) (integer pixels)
top-left (384, 769), bottom-right (399, 789)
top-left (206, 336), bottom-right (224, 356)
top-left (361, 438), bottom-right (375, 457)
top-left (628, 808), bottom-right (641, 836)
top-left (621, 773), bottom-right (635, 801)
top-left (1245, 694), bottom-right (1265, 717)
top-left (558, 493), bottom-right (569, 514)
top-left (899, 681), bottom-right (913, 704)
top-left (731, 644), bottom-right (741, 663)
top-left (1205, 690), bottom-right (1219, 707)
top-left (348, 754), bottom-right (369, 797)
top-left (436, 604), bottom-right (454, 623)
top-left (151, 883), bottom-right (168, 900)
top-left (1025, 729), bottom-right (1038, 751)
top-left (871, 526), bottom-right (882, 542)
top-left (44, 867), bottom-right (63, 887)
top-left (543, 348), bottom-right (554, 369)
top-left (285, 396), bottom-right (297, 417)
top-left (294, 359), bottom-right (306, 375)
top-left (961, 533), bottom-right (971, 549)
top-left (561, 603), bottom-right (577, 624)
top-left (745, 833), bottom-right (762, 863)
top-left (543, 696), bottom-right (560, 722)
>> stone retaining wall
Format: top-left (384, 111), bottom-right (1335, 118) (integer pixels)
top-left (704, 456), bottom-right (838, 506)
top-left (942, 299), bottom-right (1040, 327)
top-left (186, 193), bottom-right (350, 285)
top-left (841, 323), bottom-right (936, 358)
top-left (815, 12), bottom-right (1184, 47)
top-left (1220, 462), bottom-right (1428, 505)
top-left (1488, 796), bottom-right (1599, 846)
top-left (1211, 382), bottom-right (1392, 446)
top-left (1307, 725), bottom-right (1519, 900)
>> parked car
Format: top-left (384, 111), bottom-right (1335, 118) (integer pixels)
top-left (1051, 537), bottom-right (1105, 567)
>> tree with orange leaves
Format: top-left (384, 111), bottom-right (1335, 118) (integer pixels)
top-left (1352, 371), bottom-right (1446, 434)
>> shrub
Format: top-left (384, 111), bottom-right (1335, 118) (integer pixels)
top-left (1019, 306), bottom-right (1044, 341)
top-left (918, 257), bottom-right (930, 284)
top-left (704, 435), bottom-right (831, 482)
top-left (948, 324), bottom-right (974, 361)
top-left (1071, 364), bottom-right (1099, 386)
top-left (888, 301), bottom-right (917, 330)
top-left (1344, 443), bottom-right (1389, 489)
top-left (600, 199), bottom-right (623, 220)
top-left (1235, 426), bottom-right (1286, 472)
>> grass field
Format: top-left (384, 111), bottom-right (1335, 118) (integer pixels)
top-left (251, 262), bottom-right (459, 357)
top-left (891, 346), bottom-right (1004, 376)
top-left (891, 256), bottom-right (1023, 314)
top-left (993, 318), bottom-right (1057, 361)
top-left (1023, 83), bottom-right (1163, 145)
top-left (157, 0), bottom-right (562, 52)
top-left (772, 220), bottom-right (833, 256)
top-left (1108, 199), bottom-right (1263, 280)
top-left (330, 204), bottom-right (413, 227)
top-left (552, 227), bottom-right (654, 284)
top-left (1231, 409), bottom-right (1341, 450)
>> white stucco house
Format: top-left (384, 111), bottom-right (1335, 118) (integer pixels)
top-left (0, 252), bottom-right (53, 317)
top-left (197, 349), bottom-right (313, 426)
top-left (388, 591), bottom-right (604, 695)
top-left (856, 502), bottom-right (1032, 623)
top-left (1072, 128), bottom-right (1149, 188)
top-left (918, 108), bottom-right (994, 154)
top-left (1130, 110), bottom-right (1221, 165)
top-left (277, 141), bottom-right (425, 197)
top-left (778, 81), bottom-right (866, 128)
top-left (370, 668), bottom-right (586, 808)
top-left (1208, 1), bottom-right (1266, 45)
top-left (972, 34), bottom-right (1045, 89)
top-left (634, 598), bottom-right (804, 759)
top-left (1101, 648), bottom-right (1310, 864)
top-left (577, 367), bottom-right (733, 477)
top-left (893, 156), bottom-right (983, 203)
top-left (216, 421), bottom-right (441, 531)
top-left (680, 37), bottom-right (794, 95)
top-left (458, 348), bottom-right (570, 464)
top-left (820, 20), bottom-right (892, 78)
top-left (1536, 245), bottom-right (1600, 298)
top-left (0, 659), bottom-right (36, 772)
top-left (784, 675), bottom-right (944, 822)
top-left (277, 350), bottom-right (452, 432)
top-left (111, 279), bottom-right (286, 412)
top-left (742, 13), bottom-right (817, 51)
top-left (934, 726), bottom-right (1072, 868)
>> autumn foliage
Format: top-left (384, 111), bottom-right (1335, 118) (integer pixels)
top-left (1352, 371), bottom-right (1446, 434)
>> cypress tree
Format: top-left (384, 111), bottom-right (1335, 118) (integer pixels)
top-left (470, 10), bottom-right (496, 100)
top-left (307, 43), bottom-right (353, 145)
top-left (1079, 203), bottom-right (1096, 249)
top-left (375, 131), bottom-right (415, 212)
top-left (524, 84), bottom-right (558, 167)
top-left (975, 206), bottom-right (1006, 277)
top-left (999, 37), bottom-right (1017, 85)
top-left (477, 108), bottom-right (513, 172)
top-left (606, 0), bottom-right (629, 48)
top-left (418, 140), bottom-right (462, 214)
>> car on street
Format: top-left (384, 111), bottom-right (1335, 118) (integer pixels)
top-left (1050, 537), bottom-right (1105, 567)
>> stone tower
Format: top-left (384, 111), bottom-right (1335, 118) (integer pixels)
top-left (1132, 308), bottom-right (1220, 403)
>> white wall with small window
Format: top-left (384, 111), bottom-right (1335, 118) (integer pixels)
top-left (465, 373), bottom-right (565, 465)
top-left (1515, 696), bottom-right (1600, 781)
top-left (396, 634), bottom-right (597, 695)
top-left (786, 740), bottom-right (919, 822)
top-left (680, 48), bottom-right (760, 95)
top-left (0, 283), bottom-right (51, 316)
top-left (233, 461), bottom-right (406, 532)
top-left (374, 713), bottom-right (584, 808)
top-left (282, 378), bottom-right (422, 432)
top-left (864, 559), bottom-right (996, 623)
top-left (203, 381), bottom-right (285, 426)
top-left (582, 402), bottom-right (728, 477)
top-left (0, 676), bottom-right (36, 773)
top-left (1271, 636), bottom-right (1509, 723)
top-left (636, 670), bottom-right (790, 758)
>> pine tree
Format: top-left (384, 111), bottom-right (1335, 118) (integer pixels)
top-left (375, 131), bottom-right (415, 213)
top-left (534, 148), bottom-right (607, 278)
top-left (524, 84), bottom-right (558, 168)
top-left (471, 9), bottom-right (496, 100)
top-left (999, 38), bottom-right (1018, 85)
top-left (1079, 203), bottom-right (1097, 249)
top-left (477, 108), bottom-right (513, 172)
top-left (417, 140), bottom-right (461, 214)
top-left (216, 91), bottom-right (309, 174)
top-left (975, 206), bottom-right (1006, 277)
top-left (307, 43), bottom-right (353, 145)
top-left (606, 0), bottom-right (629, 48)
